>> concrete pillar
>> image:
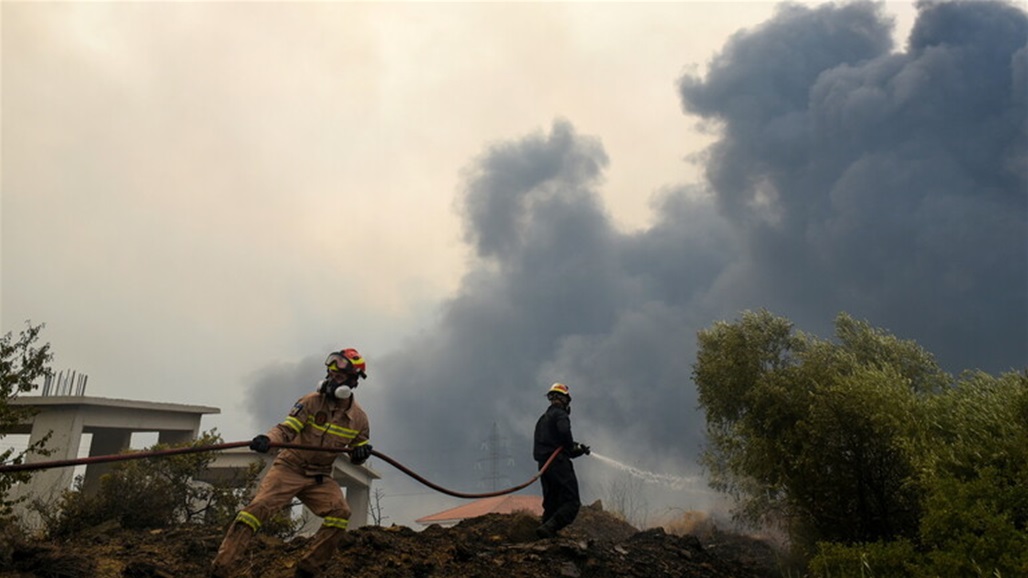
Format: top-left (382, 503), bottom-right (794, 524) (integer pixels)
top-left (343, 482), bottom-right (370, 528)
top-left (158, 429), bottom-right (194, 446)
top-left (81, 428), bottom-right (133, 496)
top-left (295, 483), bottom-right (368, 535)
top-left (10, 407), bottom-right (85, 526)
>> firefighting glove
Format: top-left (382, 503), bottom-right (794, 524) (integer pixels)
top-left (249, 434), bottom-right (272, 453)
top-left (350, 443), bottom-right (372, 465)
top-left (569, 442), bottom-right (591, 458)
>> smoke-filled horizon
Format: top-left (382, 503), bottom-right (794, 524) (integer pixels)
top-left (247, 0), bottom-right (1027, 525)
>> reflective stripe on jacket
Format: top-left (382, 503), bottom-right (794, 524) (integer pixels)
top-left (266, 391), bottom-right (370, 475)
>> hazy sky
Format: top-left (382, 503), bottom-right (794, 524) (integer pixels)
top-left (5, 1), bottom-right (1025, 527)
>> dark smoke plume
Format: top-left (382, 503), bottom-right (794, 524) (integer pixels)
top-left (249, 1), bottom-right (1027, 517)
top-left (678, 0), bottom-right (1027, 374)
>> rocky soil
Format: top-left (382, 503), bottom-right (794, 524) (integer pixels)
top-left (1, 503), bottom-right (782, 578)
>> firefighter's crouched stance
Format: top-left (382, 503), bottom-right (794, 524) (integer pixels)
top-left (211, 348), bottom-right (373, 578)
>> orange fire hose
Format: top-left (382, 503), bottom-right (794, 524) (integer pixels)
top-left (0, 441), bottom-right (563, 500)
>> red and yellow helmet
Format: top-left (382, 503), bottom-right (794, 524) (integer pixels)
top-left (546, 382), bottom-right (571, 400)
top-left (325, 348), bottom-right (367, 379)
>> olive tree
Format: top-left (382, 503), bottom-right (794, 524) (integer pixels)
top-left (0, 322), bottom-right (53, 517)
top-left (808, 370), bottom-right (1028, 577)
top-left (694, 311), bottom-right (944, 553)
top-left (915, 370), bottom-right (1028, 576)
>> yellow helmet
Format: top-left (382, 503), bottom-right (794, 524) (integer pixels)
top-left (546, 382), bottom-right (571, 400)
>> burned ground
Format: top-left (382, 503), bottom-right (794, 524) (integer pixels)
top-left (2, 503), bottom-right (781, 578)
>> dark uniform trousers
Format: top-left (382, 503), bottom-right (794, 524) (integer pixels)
top-left (538, 454), bottom-right (581, 532)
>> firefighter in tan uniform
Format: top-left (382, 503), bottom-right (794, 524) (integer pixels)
top-left (211, 348), bottom-right (373, 578)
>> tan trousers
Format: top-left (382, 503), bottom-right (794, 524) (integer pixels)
top-left (211, 464), bottom-right (351, 576)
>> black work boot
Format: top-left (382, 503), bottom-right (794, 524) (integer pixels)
top-left (535, 522), bottom-right (557, 539)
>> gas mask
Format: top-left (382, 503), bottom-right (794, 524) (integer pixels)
top-left (319, 372), bottom-right (359, 399)
top-left (548, 392), bottom-right (571, 414)
top-left (319, 350), bottom-right (367, 399)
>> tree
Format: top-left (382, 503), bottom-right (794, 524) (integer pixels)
top-left (694, 311), bottom-right (944, 553)
top-left (915, 370), bottom-right (1028, 577)
top-left (369, 487), bottom-right (389, 526)
top-left (808, 370), bottom-right (1028, 577)
top-left (695, 310), bottom-right (1028, 575)
top-left (0, 322), bottom-right (53, 518)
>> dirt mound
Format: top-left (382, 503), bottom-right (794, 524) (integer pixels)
top-left (1, 503), bottom-right (779, 578)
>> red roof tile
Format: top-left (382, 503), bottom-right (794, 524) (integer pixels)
top-left (416, 494), bottom-right (542, 525)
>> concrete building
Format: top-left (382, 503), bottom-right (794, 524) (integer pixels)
top-left (3, 394), bottom-right (378, 530)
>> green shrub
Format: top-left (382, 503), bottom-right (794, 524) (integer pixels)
top-left (809, 539), bottom-right (922, 578)
top-left (919, 470), bottom-right (1028, 577)
top-left (37, 431), bottom-right (263, 537)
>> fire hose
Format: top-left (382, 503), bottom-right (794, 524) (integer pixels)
top-left (0, 441), bottom-right (563, 499)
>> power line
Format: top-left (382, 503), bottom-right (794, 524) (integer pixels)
top-left (475, 422), bottom-right (515, 491)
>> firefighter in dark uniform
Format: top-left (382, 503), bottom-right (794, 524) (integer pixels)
top-left (533, 382), bottom-right (590, 539)
top-left (211, 348), bottom-right (373, 578)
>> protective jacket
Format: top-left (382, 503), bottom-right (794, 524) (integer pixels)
top-left (265, 391), bottom-right (370, 476)
top-left (212, 391), bottom-right (368, 578)
top-left (533, 403), bottom-right (575, 462)
top-left (533, 400), bottom-right (582, 536)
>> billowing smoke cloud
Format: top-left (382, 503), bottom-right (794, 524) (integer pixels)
top-left (367, 123), bottom-right (737, 486)
top-left (248, 0), bottom-right (1027, 523)
top-left (678, 0), bottom-right (1027, 373)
